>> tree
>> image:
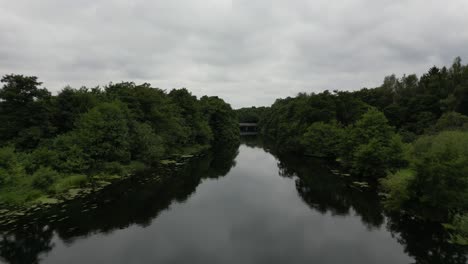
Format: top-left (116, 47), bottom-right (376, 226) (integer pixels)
top-left (75, 102), bottom-right (131, 169)
top-left (0, 75), bottom-right (54, 149)
top-left (54, 86), bottom-right (101, 133)
top-left (342, 108), bottom-right (405, 178)
top-left (130, 122), bottom-right (165, 164)
top-left (200, 96), bottom-right (240, 145)
top-left (410, 131), bottom-right (468, 217)
top-left (169, 88), bottom-right (213, 145)
top-left (301, 121), bottom-right (344, 158)
top-left (432, 112), bottom-right (468, 133)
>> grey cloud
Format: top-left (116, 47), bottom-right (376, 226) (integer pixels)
top-left (0, 0), bottom-right (467, 107)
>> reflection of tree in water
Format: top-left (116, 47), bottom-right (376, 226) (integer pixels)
top-left (274, 152), bottom-right (385, 228)
top-left (267, 139), bottom-right (468, 264)
top-left (240, 135), bottom-right (264, 149)
top-left (386, 213), bottom-right (468, 264)
top-left (0, 145), bottom-right (239, 264)
top-left (203, 144), bottom-right (239, 179)
top-left (0, 225), bottom-right (54, 264)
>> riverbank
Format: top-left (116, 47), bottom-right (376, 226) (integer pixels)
top-left (0, 146), bottom-right (209, 230)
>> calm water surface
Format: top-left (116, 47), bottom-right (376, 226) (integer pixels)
top-left (1, 139), bottom-right (466, 264)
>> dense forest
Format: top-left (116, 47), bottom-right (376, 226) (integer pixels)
top-left (0, 75), bottom-right (240, 205)
top-left (238, 57), bottom-right (468, 245)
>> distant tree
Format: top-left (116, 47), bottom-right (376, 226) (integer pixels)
top-left (200, 96), bottom-right (240, 145)
top-left (301, 121), bottom-right (344, 158)
top-left (431, 112), bottom-right (468, 133)
top-left (0, 75), bottom-right (54, 149)
top-left (169, 88), bottom-right (213, 145)
top-left (342, 108), bottom-right (405, 178)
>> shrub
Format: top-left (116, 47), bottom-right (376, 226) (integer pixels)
top-left (31, 167), bottom-right (59, 190)
top-left (381, 131), bottom-right (468, 218)
top-left (380, 169), bottom-right (415, 211)
top-left (342, 109), bottom-right (405, 178)
top-left (0, 146), bottom-right (25, 186)
top-left (51, 174), bottom-right (88, 193)
top-left (301, 121), bottom-right (344, 158)
top-left (25, 147), bottom-right (59, 173)
top-left (432, 112), bottom-right (468, 133)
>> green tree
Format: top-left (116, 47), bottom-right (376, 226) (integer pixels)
top-left (130, 122), bottom-right (165, 164)
top-left (0, 75), bottom-right (54, 149)
top-left (169, 88), bottom-right (213, 145)
top-left (75, 102), bottom-right (131, 169)
top-left (0, 146), bottom-right (25, 186)
top-left (54, 86), bottom-right (101, 133)
top-left (342, 108), bottom-right (405, 178)
top-left (432, 112), bottom-right (468, 133)
top-left (301, 121), bottom-right (344, 158)
top-left (382, 131), bottom-right (468, 220)
top-left (200, 96), bottom-right (240, 145)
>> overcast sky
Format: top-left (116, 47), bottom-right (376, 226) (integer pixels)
top-left (1, 0), bottom-right (468, 108)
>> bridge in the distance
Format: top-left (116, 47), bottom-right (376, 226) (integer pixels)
top-left (239, 123), bottom-right (258, 135)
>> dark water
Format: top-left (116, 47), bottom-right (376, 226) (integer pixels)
top-left (0, 139), bottom-right (467, 264)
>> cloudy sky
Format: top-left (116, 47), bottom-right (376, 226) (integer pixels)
top-left (1, 0), bottom-right (468, 108)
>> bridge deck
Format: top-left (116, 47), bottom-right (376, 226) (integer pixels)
top-left (239, 123), bottom-right (258, 135)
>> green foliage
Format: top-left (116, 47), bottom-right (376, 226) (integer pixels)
top-left (445, 214), bottom-right (468, 245)
top-left (52, 133), bottom-right (90, 173)
top-left (431, 112), bottom-right (468, 133)
top-left (54, 86), bottom-right (101, 133)
top-left (380, 169), bottom-right (415, 211)
top-left (382, 131), bottom-right (468, 221)
top-left (50, 174), bottom-right (88, 193)
top-left (235, 106), bottom-right (268, 123)
top-left (75, 102), bottom-right (131, 166)
top-left (411, 131), bottom-right (468, 215)
top-left (0, 146), bottom-right (25, 186)
top-left (342, 109), bottom-right (405, 178)
top-left (31, 167), bottom-right (59, 191)
top-left (201, 96), bottom-right (240, 145)
top-left (301, 121), bottom-right (344, 157)
top-left (0, 75), bottom-right (240, 205)
top-left (25, 147), bottom-right (59, 174)
top-left (130, 122), bottom-right (165, 164)
top-left (0, 74), bottom-right (54, 149)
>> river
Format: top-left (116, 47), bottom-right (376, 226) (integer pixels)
top-left (0, 138), bottom-right (466, 264)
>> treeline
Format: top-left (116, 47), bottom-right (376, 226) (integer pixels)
top-left (239, 57), bottom-right (468, 244)
top-left (235, 106), bottom-right (268, 123)
top-left (0, 75), bottom-right (239, 204)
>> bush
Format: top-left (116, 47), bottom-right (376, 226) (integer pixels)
top-left (131, 122), bottom-right (165, 164)
top-left (25, 147), bottom-right (59, 173)
top-left (445, 214), bottom-right (468, 245)
top-left (101, 162), bottom-right (124, 175)
top-left (51, 174), bottom-right (88, 193)
top-left (381, 131), bottom-right (468, 218)
top-left (75, 102), bottom-right (131, 165)
top-left (53, 134), bottom-right (90, 173)
top-left (342, 109), bottom-right (405, 178)
top-left (431, 112), bottom-right (468, 133)
top-left (380, 169), bottom-right (415, 211)
top-left (31, 167), bottom-right (59, 190)
top-left (0, 146), bottom-right (25, 186)
top-left (301, 121), bottom-right (344, 158)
